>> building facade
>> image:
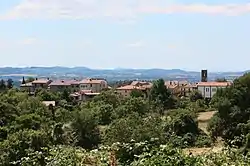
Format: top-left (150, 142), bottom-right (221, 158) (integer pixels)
top-left (49, 80), bottom-right (80, 92)
top-left (79, 78), bottom-right (108, 93)
top-left (197, 82), bottom-right (231, 98)
top-left (116, 81), bottom-right (152, 97)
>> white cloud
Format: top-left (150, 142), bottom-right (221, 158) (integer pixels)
top-left (1, 0), bottom-right (250, 20)
top-left (127, 41), bottom-right (145, 48)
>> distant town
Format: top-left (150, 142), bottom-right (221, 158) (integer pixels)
top-left (14, 69), bottom-right (232, 103)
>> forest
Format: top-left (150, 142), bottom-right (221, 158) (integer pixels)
top-left (1, 74), bottom-right (250, 165)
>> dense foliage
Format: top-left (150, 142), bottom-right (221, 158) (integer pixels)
top-left (208, 73), bottom-right (250, 149)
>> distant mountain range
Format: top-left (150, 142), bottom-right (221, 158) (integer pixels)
top-left (0, 67), bottom-right (247, 82)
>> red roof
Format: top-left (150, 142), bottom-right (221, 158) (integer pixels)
top-left (80, 78), bottom-right (106, 84)
top-left (32, 79), bottom-right (51, 84)
top-left (197, 82), bottom-right (232, 87)
top-left (49, 80), bottom-right (80, 86)
top-left (116, 85), bottom-right (145, 90)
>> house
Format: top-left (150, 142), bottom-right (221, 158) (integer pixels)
top-left (182, 84), bottom-right (197, 97)
top-left (116, 81), bottom-right (152, 97)
top-left (197, 82), bottom-right (232, 98)
top-left (164, 80), bottom-right (180, 95)
top-left (32, 78), bottom-right (52, 89)
top-left (70, 90), bottom-right (100, 102)
top-left (20, 82), bottom-right (35, 93)
top-left (79, 78), bottom-right (108, 93)
top-left (48, 80), bottom-right (80, 92)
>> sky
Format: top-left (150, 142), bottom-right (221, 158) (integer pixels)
top-left (0, 0), bottom-right (250, 72)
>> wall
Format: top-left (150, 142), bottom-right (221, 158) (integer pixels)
top-left (198, 86), bottom-right (226, 98)
top-left (80, 82), bottom-right (107, 92)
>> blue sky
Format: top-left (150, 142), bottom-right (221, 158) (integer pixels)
top-left (0, 0), bottom-right (250, 71)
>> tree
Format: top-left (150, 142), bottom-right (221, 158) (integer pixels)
top-left (6, 79), bottom-right (13, 89)
top-left (37, 89), bottom-right (58, 101)
top-left (0, 79), bottom-right (6, 90)
top-left (113, 97), bottom-right (149, 119)
top-left (208, 73), bottom-right (250, 147)
top-left (22, 77), bottom-right (26, 84)
top-left (26, 77), bottom-right (35, 83)
top-left (215, 78), bottom-right (227, 82)
top-left (71, 109), bottom-right (100, 149)
top-left (189, 90), bottom-right (203, 102)
top-left (95, 103), bottom-right (114, 125)
top-left (104, 112), bottom-right (165, 145)
top-left (149, 79), bottom-right (175, 113)
top-left (61, 89), bottom-right (71, 102)
top-left (130, 89), bottom-right (145, 98)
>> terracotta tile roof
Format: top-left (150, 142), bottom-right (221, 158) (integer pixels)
top-left (142, 84), bottom-right (153, 89)
top-left (80, 78), bottom-right (106, 84)
top-left (184, 84), bottom-right (197, 88)
top-left (116, 85), bottom-right (145, 90)
top-left (49, 80), bottom-right (80, 86)
top-left (166, 84), bottom-right (178, 89)
top-left (131, 81), bottom-right (151, 86)
top-left (32, 79), bottom-right (51, 84)
top-left (197, 82), bottom-right (232, 87)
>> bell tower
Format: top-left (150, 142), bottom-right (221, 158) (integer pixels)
top-left (201, 70), bottom-right (207, 82)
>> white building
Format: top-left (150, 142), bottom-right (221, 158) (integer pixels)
top-left (197, 82), bottom-right (232, 98)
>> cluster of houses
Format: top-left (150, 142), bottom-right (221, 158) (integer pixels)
top-left (116, 70), bottom-right (232, 99)
top-left (20, 70), bottom-right (232, 102)
top-left (20, 78), bottom-right (109, 102)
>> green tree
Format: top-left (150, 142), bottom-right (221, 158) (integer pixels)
top-left (208, 73), bottom-right (250, 147)
top-left (37, 89), bottom-right (58, 101)
top-left (0, 79), bottom-right (6, 90)
top-left (104, 113), bottom-right (165, 145)
top-left (22, 77), bottom-right (26, 84)
top-left (149, 79), bottom-right (175, 113)
top-left (71, 109), bottom-right (100, 149)
top-left (190, 90), bottom-right (203, 102)
top-left (61, 89), bottom-right (71, 102)
top-left (6, 79), bottom-right (13, 89)
top-left (26, 77), bottom-right (35, 83)
top-left (93, 90), bottom-right (120, 108)
top-left (130, 89), bottom-right (145, 98)
top-left (95, 103), bottom-right (114, 125)
top-left (215, 78), bottom-right (227, 82)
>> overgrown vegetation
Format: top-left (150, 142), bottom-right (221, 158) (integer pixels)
top-left (1, 74), bottom-right (250, 165)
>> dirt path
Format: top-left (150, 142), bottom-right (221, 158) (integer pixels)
top-left (197, 111), bottom-right (216, 134)
top-left (184, 111), bottom-right (222, 155)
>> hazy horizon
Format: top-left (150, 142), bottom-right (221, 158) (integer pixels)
top-left (0, 0), bottom-right (250, 72)
top-left (0, 65), bottom-right (248, 73)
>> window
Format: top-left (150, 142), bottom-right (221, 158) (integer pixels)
top-left (205, 88), bottom-right (210, 92)
top-left (212, 88), bottom-right (217, 92)
top-left (90, 84), bottom-right (92, 87)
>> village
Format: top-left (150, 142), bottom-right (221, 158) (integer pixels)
top-left (20, 69), bottom-right (232, 103)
